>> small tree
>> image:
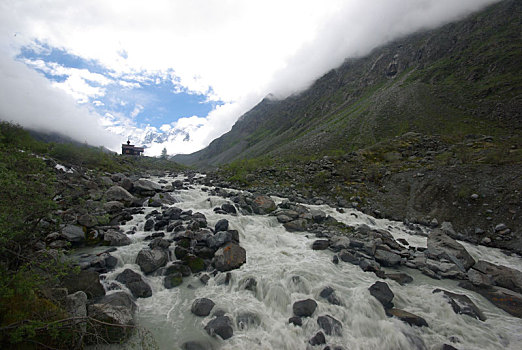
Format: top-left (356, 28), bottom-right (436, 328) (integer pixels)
top-left (160, 147), bottom-right (168, 159)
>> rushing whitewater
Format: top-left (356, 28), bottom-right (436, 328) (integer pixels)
top-left (95, 175), bottom-right (522, 350)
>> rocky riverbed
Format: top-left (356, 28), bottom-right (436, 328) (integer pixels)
top-left (50, 170), bottom-right (522, 349)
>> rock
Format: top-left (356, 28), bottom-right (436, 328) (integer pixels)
top-left (149, 192), bottom-right (177, 207)
top-left (191, 298), bottom-right (216, 317)
top-left (440, 222), bottom-right (456, 237)
top-left (214, 219), bottom-right (229, 232)
top-left (136, 248), bottom-right (168, 274)
top-left (472, 260), bottom-right (522, 293)
top-left (105, 185), bottom-right (136, 204)
top-left (236, 312), bottom-right (261, 330)
top-left (132, 179), bottom-right (162, 195)
top-left (251, 195), bottom-right (276, 214)
top-left (207, 231), bottom-right (234, 249)
top-left (293, 299), bottom-right (317, 317)
top-left (369, 281), bottom-right (394, 309)
top-left (339, 250), bottom-right (359, 264)
top-left (240, 277), bottom-right (257, 292)
top-left (87, 292), bottom-right (136, 343)
top-left (200, 274), bottom-right (210, 285)
top-left (470, 194), bottom-right (479, 200)
top-left (104, 201), bottom-right (125, 214)
top-left (310, 209), bottom-right (327, 223)
top-left (309, 331), bottom-right (326, 346)
top-left (104, 229), bottom-right (132, 246)
top-left (61, 270), bottom-right (105, 299)
top-left (165, 262), bottom-right (192, 277)
top-left (115, 269), bottom-right (152, 298)
top-left (433, 289), bottom-right (486, 321)
top-left (427, 229), bottom-right (475, 271)
top-left (374, 249), bottom-right (401, 267)
top-left (283, 219), bottom-right (308, 232)
top-left (164, 272), bottom-right (183, 288)
top-left (148, 238), bottom-right (171, 250)
top-left (144, 219), bottom-right (154, 231)
top-left (61, 224), bottom-right (85, 244)
top-left (319, 286), bottom-right (341, 305)
top-left (288, 316), bottom-right (302, 326)
top-left (78, 214), bottom-right (98, 227)
top-left (317, 315), bottom-right (342, 335)
top-left (184, 255), bottom-right (205, 273)
top-left (221, 203), bottom-right (237, 214)
top-left (385, 308), bottom-right (428, 327)
top-left (359, 259), bottom-right (380, 272)
top-left (213, 243), bottom-right (246, 272)
top-left (66, 291), bottom-right (87, 332)
top-left (385, 273), bottom-right (413, 285)
top-left (312, 239), bottom-right (330, 250)
top-left (182, 341), bottom-right (213, 350)
top-left (494, 223), bottom-right (507, 232)
top-left (459, 281), bottom-right (522, 318)
top-left (204, 316), bottom-right (233, 340)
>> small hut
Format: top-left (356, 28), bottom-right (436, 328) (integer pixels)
top-left (121, 140), bottom-right (144, 156)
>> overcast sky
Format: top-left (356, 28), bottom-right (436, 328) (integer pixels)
top-left (0, 0), bottom-right (500, 156)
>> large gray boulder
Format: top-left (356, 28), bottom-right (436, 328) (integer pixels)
top-left (191, 298), bottom-right (215, 317)
top-left (136, 248), bottom-right (168, 274)
top-left (87, 292), bottom-right (136, 343)
top-left (385, 308), bottom-right (429, 327)
top-left (369, 281), bottom-right (394, 309)
top-left (105, 185), bottom-right (136, 205)
top-left (213, 243), bottom-right (246, 272)
top-left (293, 299), bottom-right (317, 317)
top-left (204, 316), bottom-right (233, 340)
top-left (427, 229), bottom-right (475, 271)
top-left (104, 230), bottom-right (132, 246)
top-left (132, 179), bottom-right (162, 195)
top-left (61, 224), bottom-right (85, 244)
top-left (374, 249), bottom-right (401, 267)
top-left (472, 260), bottom-right (522, 294)
top-left (61, 270), bottom-right (105, 299)
top-left (115, 269), bottom-right (152, 298)
top-left (459, 281), bottom-right (522, 318)
top-left (148, 192), bottom-right (177, 207)
top-left (66, 291), bottom-right (88, 332)
top-left (283, 219), bottom-right (308, 232)
top-left (317, 315), bottom-right (342, 336)
top-left (251, 195), bottom-right (276, 214)
top-left (433, 289), bottom-right (486, 321)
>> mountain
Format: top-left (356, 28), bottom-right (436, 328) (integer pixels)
top-left (174, 0), bottom-right (521, 166)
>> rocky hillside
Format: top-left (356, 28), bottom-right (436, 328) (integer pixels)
top-left (174, 0), bottom-right (521, 166)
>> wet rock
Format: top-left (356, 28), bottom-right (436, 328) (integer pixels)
top-left (312, 239), bottom-right (330, 250)
top-left (182, 341), bottom-right (213, 350)
top-left (310, 209), bottom-right (327, 223)
top-left (200, 274), bottom-right (210, 285)
top-left (309, 331), bottom-right (326, 346)
top-left (148, 237), bottom-right (171, 250)
top-left (459, 281), bottom-right (522, 318)
top-left (319, 286), bottom-right (341, 305)
top-left (214, 219), bottom-right (229, 232)
top-left (132, 179), bottom-right (162, 195)
top-left (184, 255), bottom-right (206, 273)
top-left (115, 269), bottom-right (152, 298)
top-left (472, 260), bottom-right (522, 293)
top-left (191, 298), bottom-right (215, 317)
top-left (289, 316), bottom-right (302, 326)
top-left (283, 219), bottom-right (308, 232)
top-left (359, 259), bottom-right (380, 272)
top-left (87, 292), bottom-right (136, 343)
top-left (339, 250), bottom-right (359, 264)
top-left (66, 291), bottom-right (87, 332)
top-left (239, 277), bottom-right (257, 292)
top-left (369, 281), bottom-right (394, 309)
top-left (317, 315), bottom-right (342, 335)
top-left (293, 299), bottom-right (317, 317)
top-left (433, 289), bottom-right (486, 321)
top-left (236, 312), bottom-right (261, 329)
top-left (136, 248), bottom-right (168, 274)
top-left (204, 316), bottom-right (233, 340)
top-left (61, 269), bottom-right (105, 299)
top-left (374, 249), bottom-right (401, 267)
top-left (213, 243), bottom-right (246, 272)
top-left (427, 229), bottom-right (475, 271)
top-left (332, 255), bottom-right (339, 264)
top-left (104, 229), bottom-right (132, 246)
top-left (207, 231), bottom-right (234, 249)
top-left (385, 273), bottom-right (413, 285)
top-left (165, 262), bottom-right (192, 277)
top-left (144, 219), bottom-right (154, 231)
top-left (164, 272), bottom-right (183, 288)
top-left (104, 201), bottom-right (125, 214)
top-left (149, 192), bottom-right (177, 207)
top-left (251, 195), bottom-right (276, 214)
top-left (221, 203), bottom-right (237, 214)
top-left (385, 308), bottom-right (428, 327)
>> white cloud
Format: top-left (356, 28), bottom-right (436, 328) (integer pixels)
top-left (0, 0), bottom-right (501, 156)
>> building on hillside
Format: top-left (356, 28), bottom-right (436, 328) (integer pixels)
top-left (122, 140), bottom-right (144, 156)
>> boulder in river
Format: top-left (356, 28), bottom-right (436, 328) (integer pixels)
top-left (309, 331), bottom-right (326, 345)
top-left (293, 299), bottom-right (317, 317)
top-left (164, 272), bottom-right (183, 288)
top-left (251, 195), bottom-right (276, 214)
top-left (472, 260), bottom-right (522, 294)
top-left (104, 229), bottom-right (132, 246)
top-left (115, 269), bottom-right (152, 298)
top-left (433, 288), bottom-right (486, 321)
top-left (191, 298), bottom-right (215, 317)
top-left (136, 248), bottom-right (168, 274)
top-left (105, 185), bottom-right (136, 205)
top-left (459, 281), bottom-right (522, 318)
top-left (369, 281), bottom-right (394, 309)
top-left (214, 219), bottom-right (229, 232)
top-left (283, 219), bottom-right (308, 232)
top-left (317, 314), bottom-right (343, 335)
top-left (427, 229), bottom-right (475, 271)
top-left (61, 269), bottom-right (105, 299)
top-left (213, 243), bottom-right (246, 272)
top-left (61, 224), bottom-right (85, 244)
top-left (374, 249), bottom-right (401, 267)
top-left (385, 308), bottom-right (429, 327)
top-left (204, 316), bottom-right (233, 340)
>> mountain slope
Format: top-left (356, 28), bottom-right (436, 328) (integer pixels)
top-left (175, 0), bottom-right (521, 166)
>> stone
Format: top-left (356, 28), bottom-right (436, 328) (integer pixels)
top-left (472, 260), bottom-right (522, 293)
top-left (104, 201), bottom-right (125, 214)
top-left (204, 316), bottom-right (233, 340)
top-left (427, 229), bottom-right (475, 271)
top-left (236, 312), bottom-right (261, 330)
top-left (207, 231), bottom-right (233, 249)
top-left (87, 292), bottom-right (136, 343)
top-left (359, 259), bottom-right (380, 272)
top-left (78, 214), bottom-right (98, 227)
top-left (105, 185), bottom-right (136, 204)
top-left (132, 179), bottom-right (162, 195)
top-left (369, 281), bottom-right (394, 309)
top-left (312, 239), bottom-right (330, 250)
top-left (339, 250), bottom-right (359, 264)
top-left (385, 308), bottom-right (428, 327)
top-left (165, 262), bottom-right (192, 277)
top-left (288, 316), bottom-right (302, 326)
top-left (319, 286), bottom-right (341, 305)
top-left (317, 315), bottom-right (343, 335)
top-left (164, 272), bottom-right (183, 288)
top-left (221, 203), bottom-right (237, 214)
top-left (136, 248), bottom-right (168, 274)
top-left (385, 273), bottom-right (413, 285)
top-left (283, 219), bottom-right (308, 232)
top-left (182, 341), bottom-right (213, 350)
top-left (251, 195), bottom-right (276, 214)
top-left (213, 243), bottom-right (246, 272)
top-left (184, 255), bottom-right (205, 273)
top-left (66, 291), bottom-right (87, 332)
top-left (61, 224), bottom-right (85, 244)
top-left (214, 219), bottom-right (229, 232)
top-left (309, 331), bottom-right (326, 346)
top-left (494, 223), bottom-right (507, 232)
top-left (293, 299), bottom-right (317, 317)
top-left (115, 269), bottom-right (152, 298)
top-left (149, 192), bottom-right (177, 207)
top-left (61, 270), bottom-right (105, 299)
top-left (148, 238), bottom-right (171, 250)
top-left (433, 289), bottom-right (486, 321)
top-left (374, 249), bottom-right (401, 267)
top-left (104, 229), bottom-right (132, 246)
top-left (459, 281), bottom-right (522, 318)
top-left (191, 298), bottom-right (215, 316)
top-left (310, 209), bottom-right (327, 223)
